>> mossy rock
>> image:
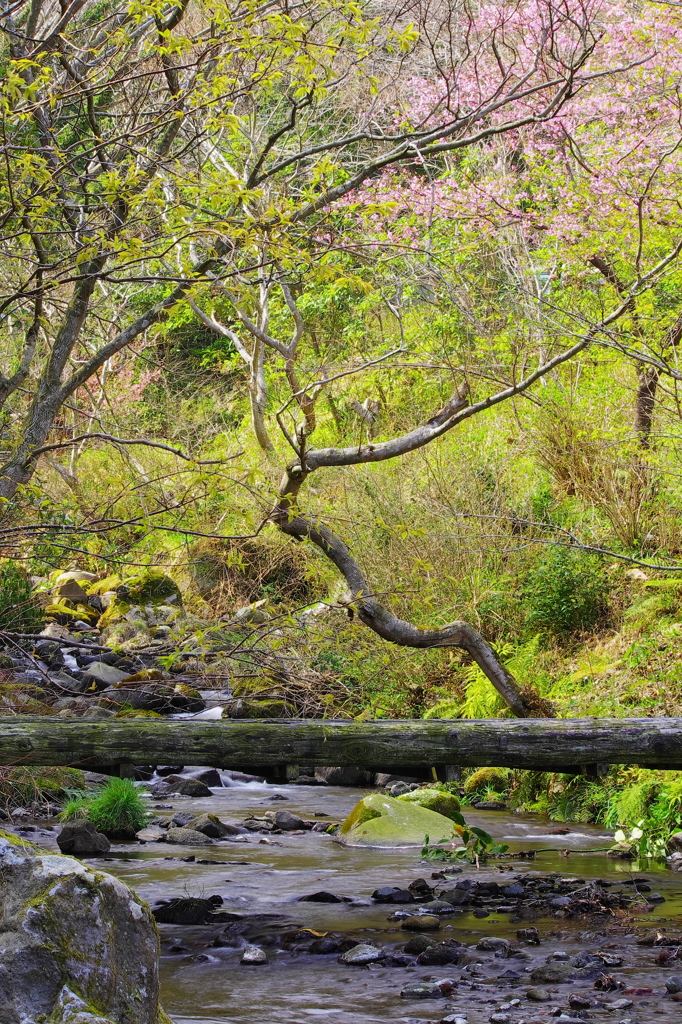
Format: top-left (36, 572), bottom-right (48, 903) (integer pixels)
top-left (96, 598), bottom-right (131, 629)
top-left (0, 835), bottom-right (163, 1022)
top-left (397, 787), bottom-right (461, 820)
top-left (224, 698), bottom-right (293, 719)
top-left (464, 767), bottom-right (511, 794)
top-left (337, 793), bottom-right (455, 848)
top-left (121, 571), bottom-right (181, 605)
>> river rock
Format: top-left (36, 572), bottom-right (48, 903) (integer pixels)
top-left (666, 976), bottom-right (682, 993)
top-left (241, 944), bottom-right (267, 964)
top-left (417, 942), bottom-right (461, 965)
top-left (165, 777), bottom-right (212, 797)
top-left (136, 826), bottom-right (167, 842)
top-left (337, 793), bottom-right (455, 847)
top-left (298, 891), bottom-right (349, 903)
top-left (421, 899), bottom-right (458, 914)
top-left (314, 766), bottom-right (373, 786)
top-left (400, 981), bottom-right (455, 999)
top-left (397, 787), bottom-right (461, 820)
top-left (153, 897), bottom-right (218, 924)
top-left (188, 813), bottom-right (237, 838)
top-left (165, 827), bottom-right (213, 846)
top-left (403, 934), bottom-right (436, 954)
top-left (477, 936), bottom-right (511, 953)
top-left (530, 961), bottom-right (575, 984)
top-left (57, 820), bottom-right (110, 857)
top-left (185, 768), bottom-right (222, 787)
top-left (0, 834), bottom-right (168, 1023)
top-left (338, 943), bottom-right (386, 964)
top-left (268, 809), bottom-right (306, 831)
top-left (81, 662), bottom-right (129, 688)
top-left (401, 915), bottom-right (440, 931)
top-left (526, 987), bottom-right (550, 1001)
top-left (372, 885), bottom-right (414, 903)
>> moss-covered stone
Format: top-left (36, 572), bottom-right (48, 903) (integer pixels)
top-left (120, 571), bottom-right (181, 605)
top-left (224, 698), bottom-right (293, 718)
top-left (397, 788), bottom-right (461, 820)
top-left (0, 835), bottom-right (169, 1023)
top-left (337, 793), bottom-right (455, 848)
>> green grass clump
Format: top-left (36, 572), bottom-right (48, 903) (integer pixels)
top-left (59, 798), bottom-right (90, 822)
top-left (59, 778), bottom-right (148, 836)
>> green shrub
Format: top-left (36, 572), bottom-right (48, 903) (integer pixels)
top-left (523, 548), bottom-right (610, 637)
top-left (0, 561), bottom-right (43, 633)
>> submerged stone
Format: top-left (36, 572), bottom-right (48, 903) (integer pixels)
top-left (337, 793), bottom-right (456, 848)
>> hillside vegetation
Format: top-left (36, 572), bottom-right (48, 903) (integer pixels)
top-left (2, 0), bottom-right (682, 840)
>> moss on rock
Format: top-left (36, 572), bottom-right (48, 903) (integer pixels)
top-left (397, 787), bottom-right (461, 820)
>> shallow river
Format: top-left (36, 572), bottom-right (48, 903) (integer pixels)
top-left (51, 780), bottom-right (682, 1024)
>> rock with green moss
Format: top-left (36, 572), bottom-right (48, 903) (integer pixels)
top-left (337, 793), bottom-right (456, 848)
top-left (0, 835), bottom-right (173, 1023)
top-left (223, 698), bottom-right (293, 718)
top-left (396, 787), bottom-right (461, 821)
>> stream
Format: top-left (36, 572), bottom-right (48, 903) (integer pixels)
top-left (27, 777), bottom-right (682, 1024)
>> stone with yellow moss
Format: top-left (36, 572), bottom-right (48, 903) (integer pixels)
top-left (0, 833), bottom-right (173, 1023)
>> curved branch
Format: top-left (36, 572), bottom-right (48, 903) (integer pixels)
top-left (271, 472), bottom-right (541, 718)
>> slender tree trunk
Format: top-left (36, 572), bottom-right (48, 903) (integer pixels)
top-left (634, 364), bottom-right (659, 446)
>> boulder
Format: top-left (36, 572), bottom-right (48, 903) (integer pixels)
top-left (396, 787), bottom-right (461, 820)
top-left (57, 821), bottom-right (110, 857)
top-left (314, 767), bottom-right (374, 786)
top-left (0, 833), bottom-right (169, 1023)
top-left (165, 827), bottom-right (213, 846)
top-left (336, 793), bottom-right (455, 848)
top-left (165, 777), bottom-right (212, 797)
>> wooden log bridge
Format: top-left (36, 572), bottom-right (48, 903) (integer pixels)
top-left (3, 717), bottom-right (682, 770)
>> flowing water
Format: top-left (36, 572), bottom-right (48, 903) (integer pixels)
top-left (34, 779), bottom-right (682, 1023)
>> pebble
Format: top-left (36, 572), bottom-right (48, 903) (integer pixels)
top-left (240, 945), bottom-right (267, 965)
top-left (666, 975), bottom-right (682, 993)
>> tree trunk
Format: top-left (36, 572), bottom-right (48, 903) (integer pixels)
top-left (272, 467), bottom-right (552, 718)
top-left (1, 716), bottom-right (681, 768)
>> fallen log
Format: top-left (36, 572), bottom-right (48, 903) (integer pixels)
top-left (1, 717), bottom-right (682, 769)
